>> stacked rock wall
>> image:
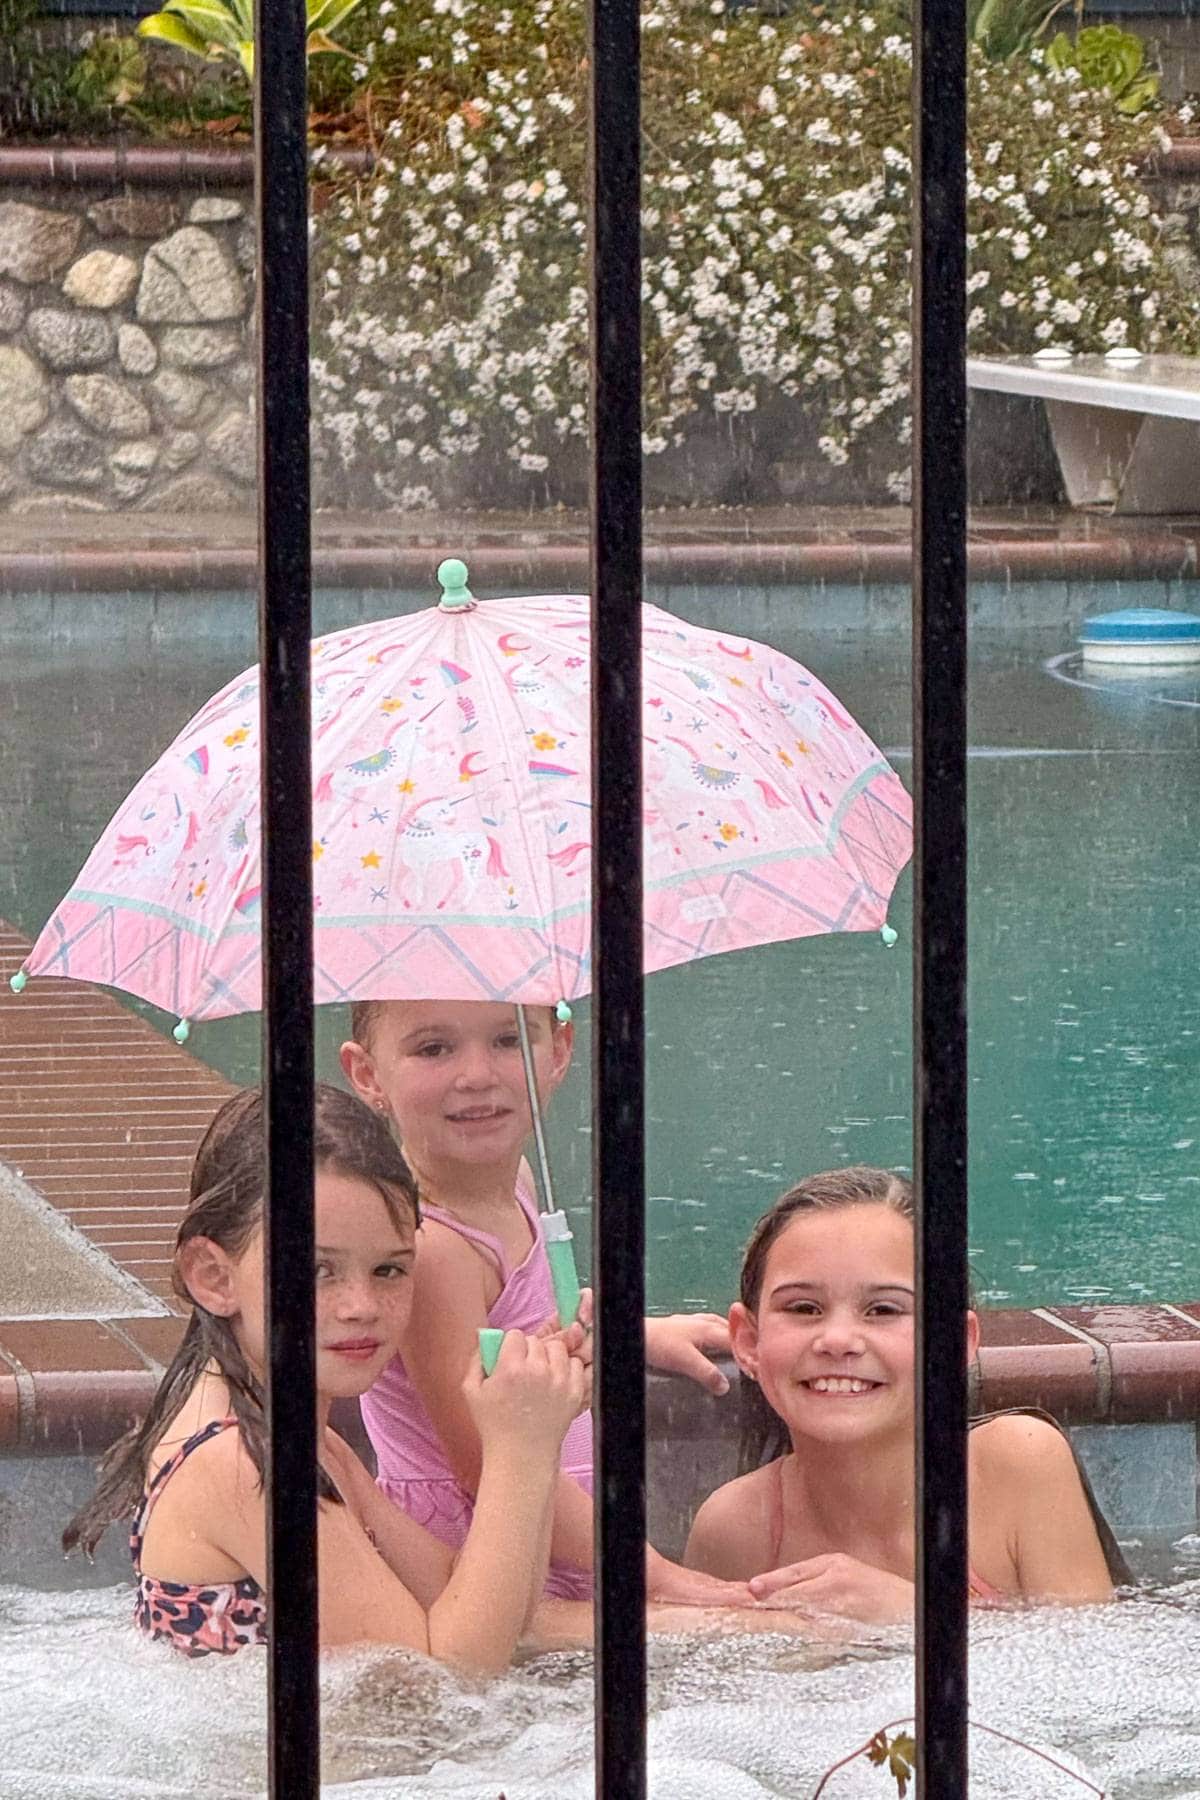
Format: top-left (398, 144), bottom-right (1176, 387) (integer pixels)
top-left (0, 185), bottom-right (255, 514)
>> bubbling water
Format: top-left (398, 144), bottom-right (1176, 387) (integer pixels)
top-left (4, 1582), bottom-right (1200, 1798)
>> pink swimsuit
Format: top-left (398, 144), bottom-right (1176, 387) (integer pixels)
top-left (362, 1181), bottom-right (594, 1601)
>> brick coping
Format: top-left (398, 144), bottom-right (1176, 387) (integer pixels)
top-left (4, 1307), bottom-right (1200, 1457)
top-left (3, 506), bottom-right (1200, 593)
top-left (1, 919), bottom-right (1198, 1454)
top-left (0, 144), bottom-right (371, 185)
top-left (0, 141), bottom-right (1198, 189)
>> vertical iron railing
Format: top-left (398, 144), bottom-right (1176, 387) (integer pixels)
top-left (255, 0), bottom-right (319, 1793)
top-left (588, 0), bottom-right (648, 1794)
top-left (912, 0), bottom-right (969, 1790)
top-left (244, 0), bottom-right (966, 1791)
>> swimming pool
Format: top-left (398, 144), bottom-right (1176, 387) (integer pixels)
top-left (1, 580), bottom-right (1197, 1311)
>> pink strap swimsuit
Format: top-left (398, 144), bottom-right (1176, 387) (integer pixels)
top-left (362, 1180), bottom-right (594, 1602)
top-left (131, 1417), bottom-right (267, 1657)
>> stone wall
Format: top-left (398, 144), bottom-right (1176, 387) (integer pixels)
top-left (0, 179), bottom-right (255, 515)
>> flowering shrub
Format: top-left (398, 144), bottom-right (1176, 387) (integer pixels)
top-left (310, 0), bottom-right (1200, 505)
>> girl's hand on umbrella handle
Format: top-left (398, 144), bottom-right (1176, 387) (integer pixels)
top-left (643, 1313), bottom-right (732, 1396)
top-left (465, 1331), bottom-right (591, 1455)
top-left (534, 1288), bottom-right (593, 1368)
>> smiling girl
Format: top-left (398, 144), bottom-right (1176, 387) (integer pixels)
top-left (683, 1167), bottom-right (1125, 1622)
top-left (64, 1084), bottom-right (590, 1671)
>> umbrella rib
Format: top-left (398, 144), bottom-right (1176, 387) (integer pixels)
top-left (470, 604), bottom-right (571, 982)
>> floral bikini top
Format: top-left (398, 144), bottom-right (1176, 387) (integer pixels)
top-left (130, 1416), bottom-right (267, 1658)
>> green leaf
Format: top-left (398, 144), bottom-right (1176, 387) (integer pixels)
top-left (135, 12), bottom-right (213, 60)
top-left (162, 0), bottom-right (243, 53)
top-left (305, 27), bottom-right (349, 57)
top-left (1044, 28), bottom-right (1073, 71)
top-left (1116, 71), bottom-right (1159, 113)
top-left (306, 0), bottom-right (363, 41)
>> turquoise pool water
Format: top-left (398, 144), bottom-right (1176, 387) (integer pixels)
top-left (2, 582), bottom-right (1197, 1310)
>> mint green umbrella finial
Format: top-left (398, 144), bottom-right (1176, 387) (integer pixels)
top-left (436, 558), bottom-right (474, 611)
top-left (9, 969), bottom-right (27, 993)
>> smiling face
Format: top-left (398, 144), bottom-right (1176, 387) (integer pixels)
top-left (730, 1203), bottom-right (920, 1450)
top-left (340, 1000), bottom-right (573, 1176)
top-left (222, 1165), bottom-right (417, 1401)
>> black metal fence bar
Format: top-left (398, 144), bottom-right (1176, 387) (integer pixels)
top-left (588, 0), bottom-right (647, 1793)
top-left (255, 0), bottom-right (319, 1793)
top-left (911, 0), bottom-right (970, 1789)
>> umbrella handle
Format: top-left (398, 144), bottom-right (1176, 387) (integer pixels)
top-left (541, 1210), bottom-right (582, 1328)
top-left (478, 1214), bottom-right (581, 1378)
top-left (479, 1327), bottom-right (505, 1375)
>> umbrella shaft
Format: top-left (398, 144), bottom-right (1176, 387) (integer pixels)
top-left (516, 1003), bottom-right (557, 1215)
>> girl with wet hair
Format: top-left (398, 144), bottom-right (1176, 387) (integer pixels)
top-left (65, 1082), bottom-right (590, 1671)
top-left (340, 997), bottom-right (744, 1608)
top-left (684, 1166), bottom-right (1127, 1622)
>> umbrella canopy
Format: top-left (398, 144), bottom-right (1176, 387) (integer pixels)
top-left (16, 582), bottom-right (912, 1024)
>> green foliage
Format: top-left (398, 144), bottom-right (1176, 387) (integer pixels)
top-left (866, 1729), bottom-right (918, 1797)
top-left (0, 0), bottom-right (105, 137)
top-left (137, 0), bottom-right (365, 82)
top-left (66, 34), bottom-right (148, 111)
top-left (968, 0), bottom-right (1064, 63)
top-left (1045, 24), bottom-right (1159, 115)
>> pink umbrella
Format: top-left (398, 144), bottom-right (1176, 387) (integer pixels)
top-left (13, 563), bottom-right (911, 1028)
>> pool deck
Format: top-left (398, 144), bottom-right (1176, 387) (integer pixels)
top-left (2, 504), bottom-right (1200, 593)
top-left (1, 917), bottom-right (1198, 1459)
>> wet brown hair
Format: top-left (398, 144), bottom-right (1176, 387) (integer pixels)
top-left (350, 999), bottom-right (384, 1048)
top-left (737, 1166), bottom-right (914, 1472)
top-left (64, 1081), bottom-right (418, 1557)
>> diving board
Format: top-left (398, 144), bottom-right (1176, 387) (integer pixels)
top-left (968, 353), bottom-right (1200, 514)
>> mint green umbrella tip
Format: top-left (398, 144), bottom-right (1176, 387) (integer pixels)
top-left (436, 558), bottom-right (474, 610)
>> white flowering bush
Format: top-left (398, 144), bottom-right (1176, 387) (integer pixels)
top-left (310, 0), bottom-right (1200, 505)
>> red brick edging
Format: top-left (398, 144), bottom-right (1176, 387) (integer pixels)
top-left (0, 139), bottom-right (1197, 190)
top-left (1, 524), bottom-right (1198, 595)
top-left (0, 144), bottom-right (373, 186)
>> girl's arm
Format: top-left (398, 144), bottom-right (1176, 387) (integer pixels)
top-left (405, 1232), bottom-right (753, 1605)
top-left (983, 1414), bottom-right (1114, 1603)
top-left (644, 1313), bottom-right (733, 1396)
top-left (211, 1339), bottom-right (585, 1671)
top-left (684, 1468), bottom-right (780, 1581)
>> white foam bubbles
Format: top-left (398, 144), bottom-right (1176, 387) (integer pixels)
top-left (5, 1583), bottom-right (1200, 1798)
